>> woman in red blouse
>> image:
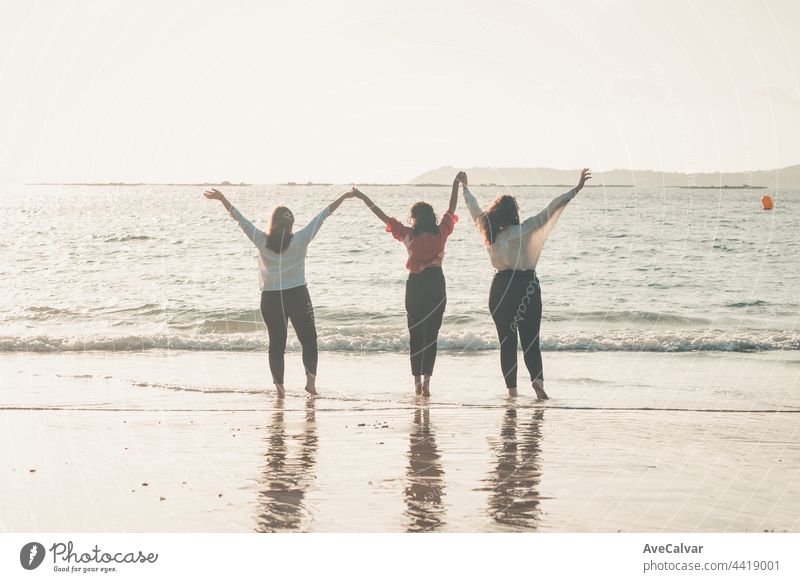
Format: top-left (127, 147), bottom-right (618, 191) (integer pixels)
top-left (351, 174), bottom-right (462, 396)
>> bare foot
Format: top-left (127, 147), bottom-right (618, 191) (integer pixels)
top-left (274, 383), bottom-right (286, 399)
top-left (305, 372), bottom-right (317, 396)
top-left (532, 379), bottom-right (549, 400)
top-left (414, 375), bottom-right (423, 396)
top-left (507, 386), bottom-right (519, 398)
top-left (421, 376), bottom-right (431, 397)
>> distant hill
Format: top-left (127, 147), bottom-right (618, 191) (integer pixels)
top-left (409, 165), bottom-right (800, 190)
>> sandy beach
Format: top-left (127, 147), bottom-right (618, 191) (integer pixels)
top-left (2, 349), bottom-right (798, 533)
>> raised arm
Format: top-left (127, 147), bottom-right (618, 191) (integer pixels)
top-left (458, 172), bottom-right (483, 224)
top-left (522, 168), bottom-right (591, 234)
top-left (204, 188), bottom-right (233, 212)
top-left (327, 190), bottom-right (354, 214)
top-left (295, 191), bottom-right (355, 244)
top-left (204, 188), bottom-right (266, 248)
top-left (447, 172), bottom-right (461, 215)
top-left (351, 187), bottom-right (391, 225)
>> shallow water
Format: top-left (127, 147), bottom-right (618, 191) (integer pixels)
top-left (1, 350), bottom-right (798, 532)
top-left (2, 184), bottom-right (798, 353)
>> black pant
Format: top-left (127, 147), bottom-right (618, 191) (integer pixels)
top-left (260, 285), bottom-right (318, 385)
top-left (405, 267), bottom-right (446, 376)
top-left (488, 270), bottom-right (543, 389)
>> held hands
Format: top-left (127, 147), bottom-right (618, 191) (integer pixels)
top-left (576, 168), bottom-right (592, 192)
top-left (203, 188), bottom-right (224, 201)
top-left (455, 171), bottom-right (468, 187)
top-left (328, 189), bottom-right (358, 213)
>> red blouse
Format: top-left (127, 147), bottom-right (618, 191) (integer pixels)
top-left (385, 211), bottom-right (458, 273)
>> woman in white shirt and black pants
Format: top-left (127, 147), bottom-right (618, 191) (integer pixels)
top-left (460, 169), bottom-right (591, 399)
top-left (204, 188), bottom-right (354, 399)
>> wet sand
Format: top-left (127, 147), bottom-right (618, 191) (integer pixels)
top-left (1, 350), bottom-right (799, 532)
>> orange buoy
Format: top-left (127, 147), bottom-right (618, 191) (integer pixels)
top-left (761, 195), bottom-right (773, 210)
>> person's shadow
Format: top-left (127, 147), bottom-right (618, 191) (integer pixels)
top-left (256, 398), bottom-right (318, 532)
top-left (483, 406), bottom-right (544, 530)
top-left (404, 406), bottom-right (446, 532)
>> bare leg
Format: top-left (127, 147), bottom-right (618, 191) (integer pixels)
top-left (274, 383), bottom-right (286, 399)
top-left (414, 375), bottom-right (423, 395)
top-left (507, 386), bottom-right (519, 398)
top-left (532, 378), bottom-right (548, 400)
top-left (422, 375), bottom-right (431, 397)
top-left (305, 372), bottom-right (317, 396)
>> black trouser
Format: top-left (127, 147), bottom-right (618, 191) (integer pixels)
top-left (488, 270), bottom-right (543, 389)
top-left (405, 267), bottom-right (447, 376)
top-left (260, 285), bottom-right (318, 385)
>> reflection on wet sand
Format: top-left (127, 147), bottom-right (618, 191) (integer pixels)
top-left (256, 399), bottom-right (318, 532)
top-left (482, 406), bottom-right (544, 530)
top-left (404, 406), bottom-right (446, 532)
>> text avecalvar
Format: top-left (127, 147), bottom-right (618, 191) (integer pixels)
top-left (643, 543), bottom-right (703, 554)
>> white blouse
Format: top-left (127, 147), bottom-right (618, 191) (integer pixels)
top-left (229, 205), bottom-right (331, 291)
top-left (462, 185), bottom-right (578, 272)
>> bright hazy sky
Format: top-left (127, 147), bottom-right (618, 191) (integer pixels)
top-left (1, 0), bottom-right (798, 184)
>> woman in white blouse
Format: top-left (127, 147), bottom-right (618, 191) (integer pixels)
top-left (459, 168), bottom-right (591, 399)
top-left (204, 188), bottom-right (354, 398)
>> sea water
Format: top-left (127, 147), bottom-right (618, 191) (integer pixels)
top-left (1, 184), bottom-right (798, 354)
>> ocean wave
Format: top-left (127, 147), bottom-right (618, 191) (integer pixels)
top-left (95, 235), bottom-right (154, 243)
top-left (547, 310), bottom-right (711, 325)
top-left (11, 305), bottom-right (723, 328)
top-left (104, 303), bottom-right (168, 317)
top-left (1, 330), bottom-right (797, 353)
top-left (186, 307), bottom-right (404, 331)
top-left (24, 306), bottom-right (81, 319)
top-left (725, 299), bottom-right (768, 308)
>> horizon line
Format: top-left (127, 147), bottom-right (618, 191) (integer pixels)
top-left (24, 182), bottom-right (775, 190)
top-left (17, 162), bottom-right (799, 188)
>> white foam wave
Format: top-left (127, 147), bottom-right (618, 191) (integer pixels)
top-left (1, 329), bottom-right (797, 353)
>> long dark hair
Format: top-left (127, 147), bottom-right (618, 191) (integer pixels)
top-left (265, 206), bottom-right (295, 253)
top-left (409, 201), bottom-right (439, 235)
top-left (479, 194), bottom-right (519, 245)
